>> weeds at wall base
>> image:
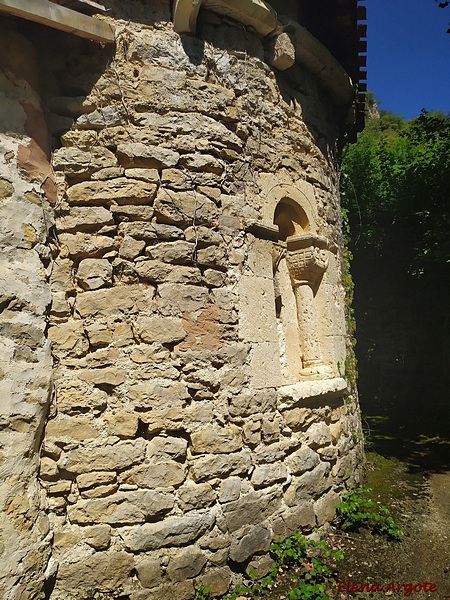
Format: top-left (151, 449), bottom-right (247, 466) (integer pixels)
top-left (194, 487), bottom-right (404, 600)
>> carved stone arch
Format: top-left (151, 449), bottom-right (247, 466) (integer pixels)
top-left (270, 187), bottom-right (333, 381)
top-left (261, 180), bottom-right (319, 233)
top-left (274, 197), bottom-right (310, 240)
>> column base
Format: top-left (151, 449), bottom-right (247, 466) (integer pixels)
top-left (300, 363), bottom-right (334, 379)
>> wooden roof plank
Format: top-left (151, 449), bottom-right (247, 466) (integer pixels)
top-left (0, 0), bottom-right (115, 42)
top-left (52, 0), bottom-right (109, 16)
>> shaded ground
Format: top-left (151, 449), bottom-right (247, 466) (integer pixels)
top-left (261, 425), bottom-right (450, 600)
top-left (329, 409), bottom-right (450, 600)
top-left (333, 447), bottom-right (450, 599)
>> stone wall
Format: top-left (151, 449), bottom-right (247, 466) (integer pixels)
top-left (0, 18), bottom-right (55, 599)
top-left (0, 1), bottom-right (364, 599)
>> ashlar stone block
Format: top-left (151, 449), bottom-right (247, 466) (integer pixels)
top-left (238, 275), bottom-right (278, 343)
top-left (67, 490), bottom-right (174, 525)
top-left (135, 316), bottom-right (186, 344)
top-left (77, 258), bottom-right (113, 290)
top-left (167, 546), bottom-right (207, 581)
top-left (229, 525), bottom-right (271, 563)
top-left (121, 512), bottom-right (215, 551)
top-left (190, 425), bottom-right (242, 455)
top-left (249, 342), bottom-right (282, 389)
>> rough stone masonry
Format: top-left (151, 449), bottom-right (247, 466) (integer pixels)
top-left (0, 0), bottom-right (364, 598)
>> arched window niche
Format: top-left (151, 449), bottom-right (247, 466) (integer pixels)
top-left (273, 196), bottom-right (335, 382)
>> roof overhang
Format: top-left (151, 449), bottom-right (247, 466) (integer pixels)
top-left (0, 0), bottom-right (115, 42)
top-left (173, 0), bottom-right (355, 110)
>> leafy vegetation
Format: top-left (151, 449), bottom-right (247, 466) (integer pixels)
top-left (194, 585), bottom-right (214, 600)
top-left (193, 488), bottom-right (405, 600)
top-left (267, 533), bottom-right (344, 600)
top-left (340, 106), bottom-right (450, 432)
top-left (341, 109), bottom-right (450, 278)
top-left (336, 486), bottom-right (404, 540)
top-left (194, 533), bottom-right (344, 600)
top-left (434, 0), bottom-right (450, 33)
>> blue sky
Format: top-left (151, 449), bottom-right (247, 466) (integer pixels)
top-left (367, 0), bottom-right (450, 119)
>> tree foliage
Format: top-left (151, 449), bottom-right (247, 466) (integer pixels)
top-left (434, 0), bottom-right (450, 32)
top-left (341, 109), bottom-right (450, 277)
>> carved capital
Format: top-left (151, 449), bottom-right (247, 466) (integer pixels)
top-left (286, 233), bottom-right (329, 285)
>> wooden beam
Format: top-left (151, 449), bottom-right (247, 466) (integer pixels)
top-left (0, 0), bottom-right (115, 42)
top-left (53, 0), bottom-right (109, 16)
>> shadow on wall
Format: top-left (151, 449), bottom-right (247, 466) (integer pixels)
top-left (30, 22), bottom-right (111, 151)
top-left (190, 9), bottom-right (342, 158)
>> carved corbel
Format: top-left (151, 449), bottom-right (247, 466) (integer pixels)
top-left (172, 0), bottom-right (204, 34)
top-left (266, 32), bottom-right (296, 71)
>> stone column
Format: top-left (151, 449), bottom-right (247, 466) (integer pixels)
top-left (286, 233), bottom-right (332, 378)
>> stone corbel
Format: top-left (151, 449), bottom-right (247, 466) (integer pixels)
top-left (280, 19), bottom-right (354, 108)
top-left (173, 0), bottom-right (277, 36)
top-left (265, 32), bottom-right (296, 71)
top-left (172, 0), bottom-right (204, 34)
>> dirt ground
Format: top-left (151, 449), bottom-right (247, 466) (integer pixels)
top-left (333, 442), bottom-right (450, 600)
